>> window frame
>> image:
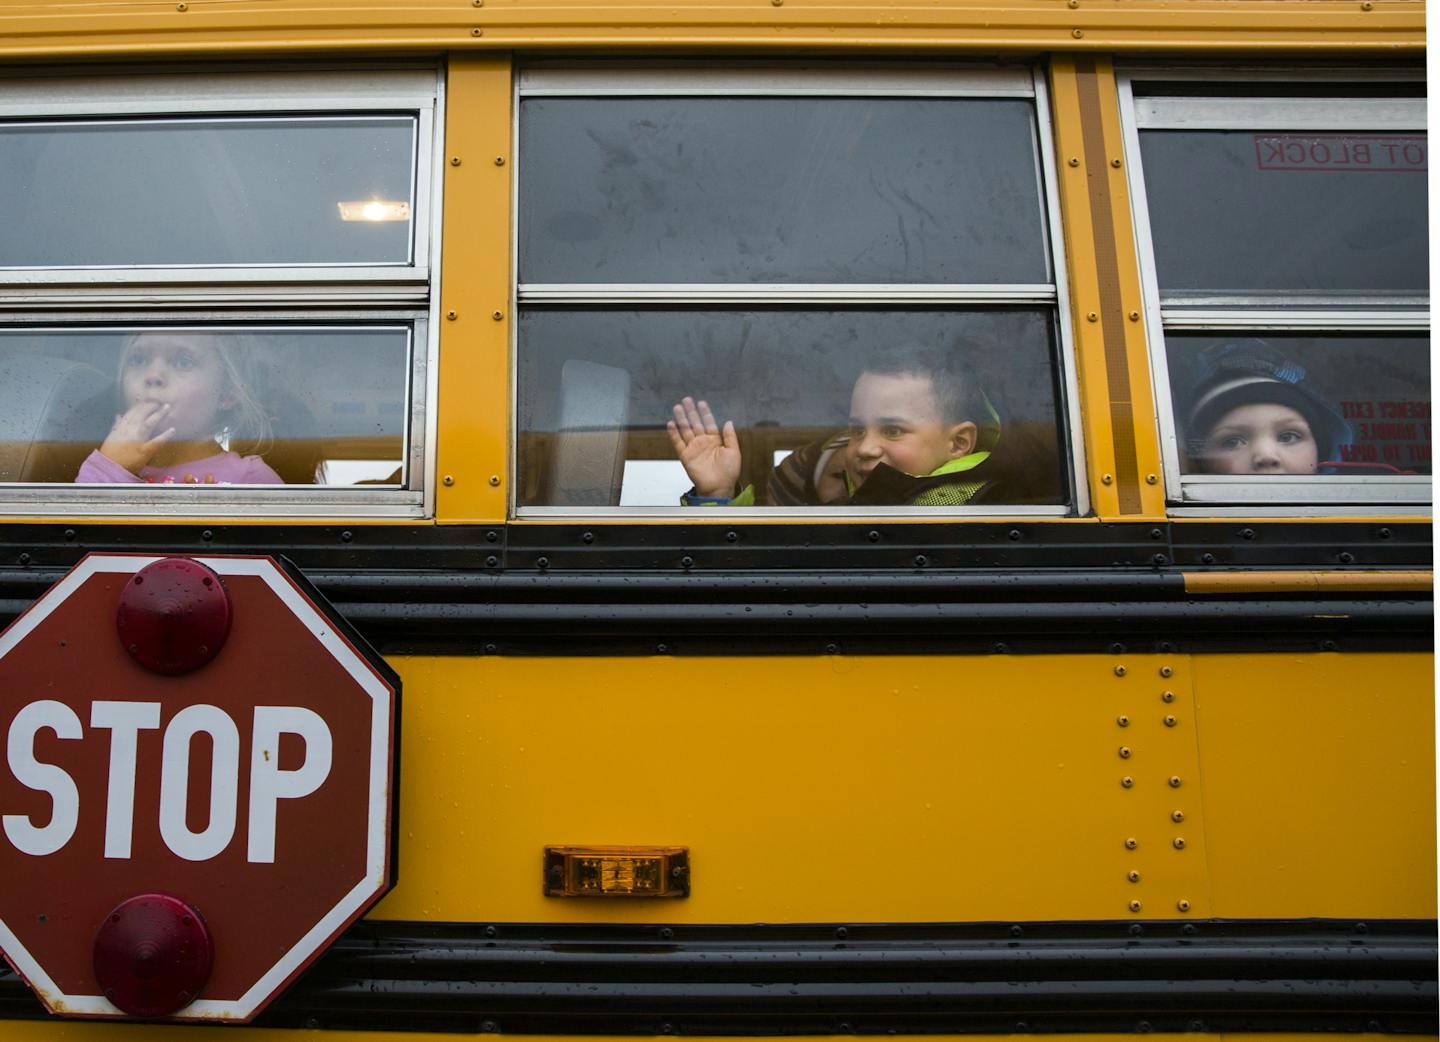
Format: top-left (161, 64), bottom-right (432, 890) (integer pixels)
top-left (0, 66), bottom-right (445, 518)
top-left (1117, 66), bottom-right (1430, 514)
top-left (510, 62), bottom-right (1087, 519)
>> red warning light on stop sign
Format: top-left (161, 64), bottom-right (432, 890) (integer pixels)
top-left (0, 554), bottom-right (399, 1023)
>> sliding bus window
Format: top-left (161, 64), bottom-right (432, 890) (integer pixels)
top-left (515, 65), bottom-right (1079, 514)
top-left (0, 326), bottom-right (414, 487)
top-left (1121, 75), bottom-right (1430, 508)
top-left (0, 69), bottom-right (439, 517)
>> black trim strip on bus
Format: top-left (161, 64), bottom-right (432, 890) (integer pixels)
top-left (1, 918), bottom-right (1433, 1034)
top-left (0, 521), bottom-right (1430, 655)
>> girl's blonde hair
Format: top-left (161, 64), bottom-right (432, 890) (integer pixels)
top-left (118, 330), bottom-right (274, 457)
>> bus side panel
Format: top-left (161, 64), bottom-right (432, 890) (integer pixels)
top-left (370, 653), bottom-right (1223, 923)
top-left (1192, 652), bottom-right (1436, 919)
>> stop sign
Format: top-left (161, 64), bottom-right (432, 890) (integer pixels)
top-left (0, 553), bottom-right (399, 1023)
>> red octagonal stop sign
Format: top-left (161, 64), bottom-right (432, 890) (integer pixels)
top-left (0, 553), bottom-right (399, 1023)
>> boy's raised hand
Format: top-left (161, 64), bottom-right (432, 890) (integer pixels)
top-left (667, 396), bottom-right (741, 499)
top-left (99, 401), bottom-right (176, 476)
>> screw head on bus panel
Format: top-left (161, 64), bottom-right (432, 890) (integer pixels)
top-left (1127, 871), bottom-right (1140, 882)
top-left (1128, 900), bottom-right (1142, 912)
top-left (1173, 837), bottom-right (1187, 850)
top-left (442, 475), bottom-right (455, 486)
top-left (1162, 691), bottom-right (1176, 703)
top-left (1117, 715), bottom-right (1130, 727)
top-left (1101, 473), bottom-right (1114, 485)
top-left (1114, 665), bottom-right (1127, 677)
top-left (1124, 837), bottom-right (1137, 850)
top-left (1169, 776), bottom-right (1182, 788)
top-left (451, 156), bottom-right (462, 166)
top-left (1172, 810), bottom-right (1184, 822)
top-left (1068, 157), bottom-right (1080, 167)
top-left (1121, 776), bottom-right (1134, 788)
top-left (489, 475), bottom-right (501, 486)
top-left (1072, 28), bottom-right (1085, 37)
top-left (1177, 899), bottom-right (1192, 912)
top-left (472, 27), bottom-right (483, 36)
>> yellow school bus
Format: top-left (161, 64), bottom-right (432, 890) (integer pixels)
top-left (0, 1), bottom-right (1431, 1041)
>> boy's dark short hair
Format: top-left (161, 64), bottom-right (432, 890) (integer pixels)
top-left (859, 341), bottom-right (988, 427)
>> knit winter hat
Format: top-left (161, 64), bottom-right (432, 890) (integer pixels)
top-left (1183, 345), bottom-right (1351, 464)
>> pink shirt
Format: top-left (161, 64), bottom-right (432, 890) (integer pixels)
top-left (76, 449), bottom-right (283, 485)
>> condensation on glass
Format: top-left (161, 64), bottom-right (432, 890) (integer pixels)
top-left (518, 310), bottom-right (1067, 507)
top-left (521, 97), bottom-right (1050, 285)
top-left (0, 117), bottom-right (417, 268)
top-left (0, 328), bottom-right (410, 487)
top-left (516, 71), bottom-right (1071, 511)
top-left (1166, 333), bottom-right (1430, 478)
top-left (1139, 130), bottom-right (1427, 295)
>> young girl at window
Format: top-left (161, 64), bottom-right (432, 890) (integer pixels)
top-left (75, 331), bottom-right (283, 485)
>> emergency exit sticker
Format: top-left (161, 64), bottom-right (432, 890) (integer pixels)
top-left (1255, 134), bottom-right (1427, 172)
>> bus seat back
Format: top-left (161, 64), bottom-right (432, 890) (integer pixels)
top-left (0, 354), bottom-right (111, 483)
top-left (541, 360), bottom-right (632, 506)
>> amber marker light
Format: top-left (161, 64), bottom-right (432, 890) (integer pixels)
top-left (337, 200), bottom-right (411, 222)
top-left (544, 847), bottom-right (689, 898)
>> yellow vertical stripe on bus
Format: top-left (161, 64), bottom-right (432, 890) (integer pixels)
top-left (1050, 59), bottom-right (1164, 520)
top-left (436, 55), bottom-right (512, 524)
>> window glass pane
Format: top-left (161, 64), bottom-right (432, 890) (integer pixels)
top-left (520, 98), bottom-right (1051, 284)
top-left (0, 117), bottom-right (416, 267)
top-left (1166, 333), bottom-right (1431, 477)
top-left (0, 327), bottom-right (411, 486)
top-left (1138, 130), bottom-right (1428, 295)
top-left (517, 309), bottom-right (1066, 507)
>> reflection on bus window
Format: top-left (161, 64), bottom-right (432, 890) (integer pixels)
top-left (521, 96), bottom-right (1051, 285)
top-left (0, 328), bottom-right (411, 486)
top-left (1139, 130), bottom-right (1427, 296)
top-left (1169, 336), bottom-right (1431, 477)
top-left (0, 117), bottom-right (417, 268)
top-left (517, 310), bottom-right (1068, 508)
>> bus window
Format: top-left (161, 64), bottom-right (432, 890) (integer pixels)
top-left (0, 117), bottom-right (416, 268)
top-left (518, 309), bottom-right (1067, 508)
top-left (1168, 333), bottom-right (1430, 479)
top-left (1121, 76), bottom-right (1429, 508)
top-left (0, 69), bottom-right (437, 516)
top-left (515, 64), bottom-right (1077, 514)
top-left (0, 327), bottom-right (412, 487)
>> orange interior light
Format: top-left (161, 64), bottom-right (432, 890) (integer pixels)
top-left (544, 846), bottom-right (689, 898)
